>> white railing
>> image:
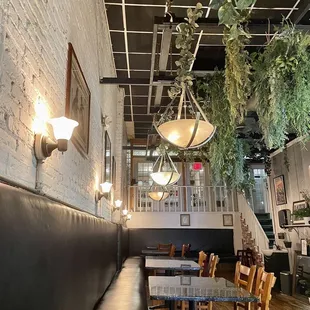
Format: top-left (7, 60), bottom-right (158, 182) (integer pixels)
top-left (237, 193), bottom-right (269, 252)
top-left (128, 185), bottom-right (238, 213)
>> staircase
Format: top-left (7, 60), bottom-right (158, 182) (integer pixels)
top-left (255, 213), bottom-right (275, 249)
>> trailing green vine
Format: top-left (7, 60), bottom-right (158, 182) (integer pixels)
top-left (210, 0), bottom-right (256, 123)
top-left (168, 2), bottom-right (203, 99)
top-left (252, 22), bottom-right (310, 149)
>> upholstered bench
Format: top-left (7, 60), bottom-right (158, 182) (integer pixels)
top-left (95, 256), bottom-right (148, 310)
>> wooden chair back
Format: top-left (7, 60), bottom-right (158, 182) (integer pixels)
top-left (208, 255), bottom-right (219, 278)
top-left (254, 267), bottom-right (277, 310)
top-left (198, 251), bottom-right (207, 277)
top-left (234, 261), bottom-right (257, 292)
top-left (169, 244), bottom-right (176, 257)
top-left (158, 243), bottom-right (172, 251)
top-left (181, 244), bottom-right (191, 257)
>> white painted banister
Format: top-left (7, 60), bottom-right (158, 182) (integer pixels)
top-left (128, 185), bottom-right (238, 213)
top-left (237, 193), bottom-right (269, 252)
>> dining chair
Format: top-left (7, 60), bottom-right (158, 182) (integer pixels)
top-left (169, 244), bottom-right (176, 257)
top-left (181, 244), bottom-right (191, 257)
top-left (198, 251), bottom-right (207, 277)
top-left (254, 267), bottom-right (277, 310)
top-left (157, 243), bottom-right (172, 252)
top-left (208, 255), bottom-right (219, 278)
top-left (234, 261), bottom-right (257, 310)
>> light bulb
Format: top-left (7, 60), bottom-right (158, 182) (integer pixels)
top-left (115, 200), bottom-right (122, 208)
top-left (48, 117), bottom-right (78, 140)
top-left (100, 182), bottom-right (113, 193)
top-left (127, 214), bottom-right (132, 220)
top-left (122, 209), bottom-right (128, 216)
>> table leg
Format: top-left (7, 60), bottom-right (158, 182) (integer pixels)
top-left (188, 301), bottom-right (196, 310)
top-left (168, 300), bottom-right (175, 310)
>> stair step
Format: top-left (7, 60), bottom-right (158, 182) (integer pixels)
top-left (255, 213), bottom-right (270, 220)
top-left (261, 225), bottom-right (274, 231)
top-left (266, 232), bottom-right (275, 238)
top-left (258, 219), bottom-right (273, 225)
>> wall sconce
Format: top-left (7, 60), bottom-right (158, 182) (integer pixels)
top-left (95, 182), bottom-right (113, 203)
top-left (112, 200), bottom-right (122, 213)
top-left (34, 116), bottom-right (78, 160)
top-left (125, 214), bottom-right (132, 222)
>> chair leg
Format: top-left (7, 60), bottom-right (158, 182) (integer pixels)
top-left (208, 301), bottom-right (213, 310)
top-left (245, 302), bottom-right (250, 310)
top-left (234, 302), bottom-right (238, 310)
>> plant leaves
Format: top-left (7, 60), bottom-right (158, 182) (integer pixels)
top-left (235, 0), bottom-right (256, 10)
top-left (218, 3), bottom-right (240, 26)
top-left (210, 0), bottom-right (226, 10)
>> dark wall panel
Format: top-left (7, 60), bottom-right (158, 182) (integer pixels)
top-left (129, 228), bottom-right (234, 256)
top-left (0, 183), bottom-right (118, 310)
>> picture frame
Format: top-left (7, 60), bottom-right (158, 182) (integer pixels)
top-left (223, 214), bottom-right (233, 227)
top-left (180, 214), bottom-right (190, 226)
top-left (65, 43), bottom-right (91, 156)
top-left (104, 132), bottom-right (112, 183)
top-left (273, 175), bottom-right (287, 205)
top-left (293, 200), bottom-right (307, 224)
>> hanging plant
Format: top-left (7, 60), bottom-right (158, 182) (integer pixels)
top-left (210, 0), bottom-right (256, 123)
top-left (168, 2), bottom-right (203, 99)
top-left (194, 71), bottom-right (253, 191)
top-left (252, 22), bottom-right (310, 149)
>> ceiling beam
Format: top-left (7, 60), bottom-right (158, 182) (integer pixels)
top-left (100, 75), bottom-right (175, 85)
top-left (290, 0), bottom-right (310, 24)
top-left (154, 27), bottom-right (173, 107)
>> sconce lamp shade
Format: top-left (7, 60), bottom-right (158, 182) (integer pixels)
top-left (154, 86), bottom-right (215, 150)
top-left (100, 182), bottom-right (113, 193)
top-left (127, 214), bottom-right (132, 220)
top-left (115, 200), bottom-right (122, 208)
top-left (122, 209), bottom-right (128, 216)
top-left (48, 117), bottom-right (78, 140)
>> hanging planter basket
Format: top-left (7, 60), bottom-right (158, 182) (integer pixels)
top-left (150, 149), bottom-right (180, 186)
top-left (153, 86), bottom-right (216, 150)
top-left (148, 184), bottom-right (170, 202)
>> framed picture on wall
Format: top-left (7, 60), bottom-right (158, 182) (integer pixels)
top-left (293, 200), bottom-right (307, 224)
top-left (180, 214), bottom-right (190, 226)
top-left (104, 132), bottom-right (112, 183)
top-left (65, 43), bottom-right (91, 156)
top-left (223, 214), bottom-right (233, 226)
top-left (273, 175), bottom-right (287, 205)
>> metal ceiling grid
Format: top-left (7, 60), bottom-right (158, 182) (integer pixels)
top-left (104, 0), bottom-right (310, 139)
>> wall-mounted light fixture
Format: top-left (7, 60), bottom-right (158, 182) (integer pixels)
top-left (34, 116), bottom-right (78, 160)
top-left (125, 213), bottom-right (132, 222)
top-left (95, 181), bottom-right (113, 203)
top-left (112, 200), bottom-right (122, 213)
top-left (122, 209), bottom-right (128, 216)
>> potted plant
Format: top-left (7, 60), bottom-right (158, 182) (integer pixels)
top-left (293, 191), bottom-right (310, 224)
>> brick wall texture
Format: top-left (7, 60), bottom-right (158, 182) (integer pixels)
top-left (0, 0), bottom-right (125, 220)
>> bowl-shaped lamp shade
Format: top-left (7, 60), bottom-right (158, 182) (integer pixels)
top-left (157, 119), bottom-right (215, 149)
top-left (100, 182), bottom-right (113, 193)
top-left (127, 214), bottom-right (132, 220)
top-left (48, 117), bottom-right (79, 140)
top-left (150, 171), bottom-right (180, 186)
top-left (115, 200), bottom-right (122, 208)
top-left (122, 209), bottom-right (128, 216)
top-left (148, 191), bottom-right (169, 201)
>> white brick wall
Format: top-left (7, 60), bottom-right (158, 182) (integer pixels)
top-left (0, 0), bottom-right (125, 219)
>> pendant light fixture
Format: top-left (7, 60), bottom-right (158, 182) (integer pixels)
top-left (150, 147), bottom-right (180, 186)
top-left (154, 86), bottom-right (216, 150)
top-left (148, 184), bottom-right (170, 202)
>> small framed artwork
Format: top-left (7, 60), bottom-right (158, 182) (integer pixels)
top-left (223, 214), bottom-right (233, 227)
top-left (104, 132), bottom-right (112, 183)
top-left (293, 200), bottom-right (307, 224)
top-left (180, 214), bottom-right (190, 226)
top-left (180, 276), bottom-right (191, 286)
top-left (273, 175), bottom-right (287, 205)
top-left (65, 43), bottom-right (91, 157)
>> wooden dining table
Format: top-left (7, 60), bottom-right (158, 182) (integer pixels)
top-left (149, 276), bottom-right (259, 310)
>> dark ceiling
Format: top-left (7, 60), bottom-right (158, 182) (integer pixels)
top-left (104, 0), bottom-right (310, 140)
